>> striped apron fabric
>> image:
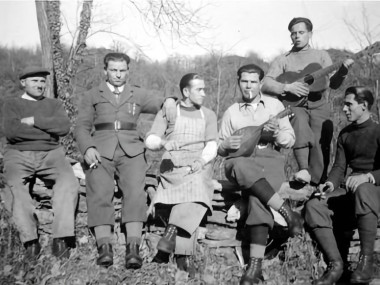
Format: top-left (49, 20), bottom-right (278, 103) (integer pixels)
top-left (153, 105), bottom-right (213, 212)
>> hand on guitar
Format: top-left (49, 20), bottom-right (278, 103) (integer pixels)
top-left (341, 58), bottom-right (355, 73)
top-left (263, 115), bottom-right (279, 134)
top-left (283, 82), bottom-right (309, 97)
top-left (221, 135), bottom-right (243, 150)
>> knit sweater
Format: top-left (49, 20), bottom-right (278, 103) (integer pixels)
top-left (328, 119), bottom-right (380, 188)
top-left (2, 96), bottom-right (70, 151)
top-left (262, 45), bottom-right (347, 109)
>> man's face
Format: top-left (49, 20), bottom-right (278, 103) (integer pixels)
top-left (184, 79), bottom-right (206, 107)
top-left (20, 76), bottom-right (46, 98)
top-left (290, 22), bottom-right (312, 49)
top-left (343, 94), bottom-right (365, 122)
top-left (239, 72), bottom-right (261, 102)
top-left (104, 60), bottom-right (129, 87)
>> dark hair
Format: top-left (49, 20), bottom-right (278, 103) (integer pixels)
top-left (288, 17), bottom-right (313, 32)
top-left (179, 73), bottom-right (203, 96)
top-left (237, 64), bottom-right (264, 81)
top-left (345, 86), bottom-right (374, 110)
top-left (104, 52), bottom-right (130, 69)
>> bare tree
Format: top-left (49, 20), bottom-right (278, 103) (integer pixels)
top-left (343, 4), bottom-right (380, 118)
top-left (35, 0), bottom-right (54, 98)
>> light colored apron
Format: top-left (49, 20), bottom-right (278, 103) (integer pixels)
top-left (153, 105), bottom-right (213, 211)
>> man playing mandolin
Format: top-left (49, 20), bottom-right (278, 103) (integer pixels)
top-left (262, 17), bottom-right (354, 185)
top-left (218, 64), bottom-right (302, 285)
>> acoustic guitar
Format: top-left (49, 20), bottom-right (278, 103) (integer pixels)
top-left (276, 41), bottom-right (380, 107)
top-left (228, 107), bottom-right (293, 158)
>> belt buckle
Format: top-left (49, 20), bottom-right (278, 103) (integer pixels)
top-left (114, 120), bottom-right (121, 132)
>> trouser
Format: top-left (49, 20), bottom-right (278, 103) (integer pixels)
top-left (305, 183), bottom-right (380, 259)
top-left (291, 102), bottom-right (333, 184)
top-left (224, 147), bottom-right (285, 227)
top-left (86, 143), bottom-right (148, 228)
top-left (3, 147), bottom-right (79, 243)
top-left (169, 202), bottom-right (207, 255)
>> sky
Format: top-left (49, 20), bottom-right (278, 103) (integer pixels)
top-left (0, 0), bottom-right (379, 62)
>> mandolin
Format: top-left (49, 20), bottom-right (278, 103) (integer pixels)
top-left (228, 107), bottom-right (293, 158)
top-left (276, 41), bottom-right (380, 107)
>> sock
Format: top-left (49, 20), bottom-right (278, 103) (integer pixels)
top-left (267, 193), bottom-right (284, 211)
top-left (294, 147), bottom-right (309, 170)
top-left (94, 225), bottom-right (112, 247)
top-left (313, 228), bottom-right (342, 263)
top-left (247, 178), bottom-right (276, 204)
top-left (357, 212), bottom-right (377, 256)
top-left (249, 225), bottom-right (269, 258)
top-left (125, 222), bottom-right (143, 245)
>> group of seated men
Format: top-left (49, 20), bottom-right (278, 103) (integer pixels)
top-left (1, 16), bottom-right (379, 285)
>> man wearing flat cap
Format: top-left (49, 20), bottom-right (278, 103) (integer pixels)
top-left (2, 66), bottom-right (79, 261)
top-left (75, 52), bottom-right (177, 269)
top-left (262, 17), bottom-right (354, 186)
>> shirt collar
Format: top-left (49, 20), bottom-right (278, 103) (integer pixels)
top-left (21, 93), bottom-right (38, 101)
top-left (106, 82), bottom-right (125, 93)
top-left (238, 93), bottom-right (265, 110)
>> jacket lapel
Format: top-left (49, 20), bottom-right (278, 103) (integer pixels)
top-left (99, 81), bottom-right (117, 106)
top-left (119, 84), bottom-right (133, 106)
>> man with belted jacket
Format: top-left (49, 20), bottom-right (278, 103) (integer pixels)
top-left (75, 52), bottom-right (177, 268)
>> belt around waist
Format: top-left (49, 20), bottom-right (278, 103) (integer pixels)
top-left (94, 121), bottom-right (136, 131)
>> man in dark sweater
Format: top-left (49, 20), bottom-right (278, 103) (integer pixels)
top-left (2, 66), bottom-right (79, 261)
top-left (305, 86), bottom-right (380, 285)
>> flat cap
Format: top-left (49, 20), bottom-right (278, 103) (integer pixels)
top-left (19, 66), bottom-right (50, 80)
top-left (288, 17), bottom-right (313, 31)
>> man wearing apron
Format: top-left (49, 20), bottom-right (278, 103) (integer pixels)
top-left (218, 64), bottom-right (303, 285)
top-left (145, 73), bottom-right (218, 276)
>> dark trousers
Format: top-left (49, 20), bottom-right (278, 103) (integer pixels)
top-left (305, 183), bottom-right (380, 259)
top-left (224, 147), bottom-right (286, 227)
top-left (86, 144), bottom-right (148, 228)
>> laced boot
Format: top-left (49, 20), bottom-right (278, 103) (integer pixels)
top-left (240, 257), bottom-right (263, 285)
top-left (52, 238), bottom-right (70, 259)
top-left (24, 239), bottom-right (41, 261)
top-left (350, 254), bottom-right (374, 284)
top-left (278, 202), bottom-right (303, 237)
top-left (125, 241), bottom-right (143, 269)
top-left (157, 224), bottom-right (177, 253)
top-left (312, 260), bottom-right (343, 285)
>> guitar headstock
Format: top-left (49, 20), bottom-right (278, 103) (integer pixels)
top-left (355, 42), bottom-right (380, 59)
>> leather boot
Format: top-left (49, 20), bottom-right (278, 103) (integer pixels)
top-left (350, 254), bottom-right (374, 284)
top-left (312, 260), bottom-right (343, 285)
top-left (24, 239), bottom-right (41, 261)
top-left (125, 241), bottom-right (143, 269)
top-left (176, 255), bottom-right (196, 278)
top-left (152, 250), bottom-right (170, 264)
top-left (157, 224), bottom-right (177, 253)
top-left (52, 238), bottom-right (70, 259)
top-left (278, 202), bottom-right (303, 237)
top-left (240, 257), bottom-right (263, 285)
top-left (97, 243), bottom-right (113, 267)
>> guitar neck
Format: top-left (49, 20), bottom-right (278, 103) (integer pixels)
top-left (309, 47), bottom-right (374, 81)
top-left (261, 107), bottom-right (292, 127)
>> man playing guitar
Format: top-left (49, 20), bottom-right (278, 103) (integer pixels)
top-left (262, 17), bottom-right (354, 186)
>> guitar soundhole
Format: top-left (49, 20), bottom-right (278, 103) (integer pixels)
top-left (304, 74), bottom-right (314, 85)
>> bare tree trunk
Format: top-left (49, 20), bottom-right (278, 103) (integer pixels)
top-left (43, 0), bottom-right (93, 158)
top-left (35, 0), bottom-right (54, 98)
